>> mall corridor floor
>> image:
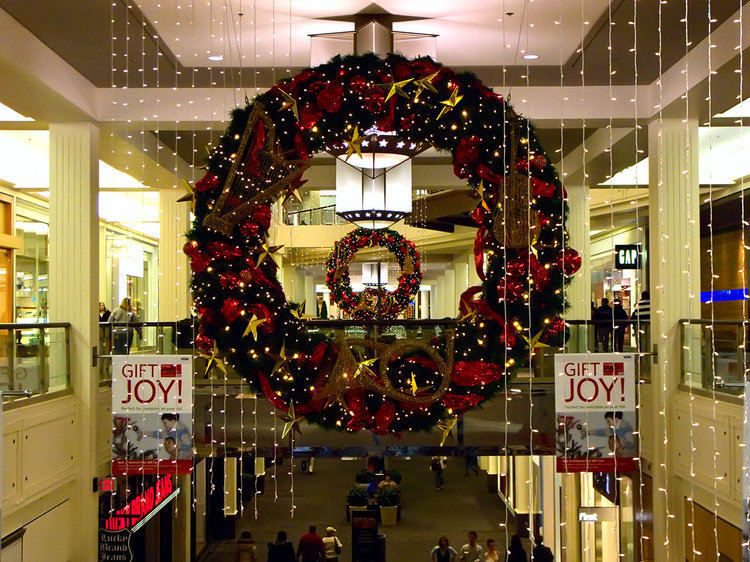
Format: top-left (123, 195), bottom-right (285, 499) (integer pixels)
top-left (199, 457), bottom-right (514, 562)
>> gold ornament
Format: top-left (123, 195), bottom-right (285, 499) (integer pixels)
top-left (242, 314), bottom-right (266, 341)
top-left (176, 179), bottom-right (196, 213)
top-left (278, 88), bottom-right (299, 121)
top-left (272, 342), bottom-right (289, 375)
top-left (290, 301), bottom-right (313, 320)
top-left (437, 417), bottom-right (458, 446)
top-left (353, 357), bottom-right (379, 380)
top-left (201, 343), bottom-right (227, 377)
top-left (316, 334), bottom-right (456, 409)
top-left (493, 115), bottom-right (539, 249)
top-left (522, 329), bottom-right (549, 350)
top-left (344, 126), bottom-right (364, 162)
top-left (413, 71), bottom-right (440, 102)
top-left (380, 78), bottom-right (414, 102)
top-left (437, 87), bottom-right (464, 120)
top-left (204, 103), bottom-right (310, 236)
top-left (257, 243), bottom-right (283, 267)
top-left (279, 403), bottom-right (304, 439)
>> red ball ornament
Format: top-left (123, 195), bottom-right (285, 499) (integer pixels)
top-left (194, 173), bottom-right (220, 192)
top-left (221, 298), bottom-right (244, 324)
top-left (195, 332), bottom-right (214, 353)
top-left (558, 249), bottom-right (582, 276)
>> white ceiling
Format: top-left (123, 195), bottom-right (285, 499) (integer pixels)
top-left (136, 0), bottom-right (609, 69)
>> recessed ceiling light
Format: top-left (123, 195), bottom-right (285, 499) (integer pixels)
top-left (523, 54), bottom-right (539, 60)
top-left (207, 54), bottom-right (224, 62)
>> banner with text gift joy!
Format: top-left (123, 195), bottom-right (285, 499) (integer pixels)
top-left (111, 355), bottom-right (193, 475)
top-left (554, 353), bottom-right (637, 473)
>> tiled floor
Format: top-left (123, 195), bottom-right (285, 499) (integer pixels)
top-left (199, 457), bottom-right (516, 562)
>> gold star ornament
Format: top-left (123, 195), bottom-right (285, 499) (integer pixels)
top-left (278, 88), bottom-right (299, 121)
top-left (344, 126), bottom-right (364, 162)
top-left (279, 403), bottom-right (304, 439)
top-left (380, 78), bottom-right (414, 102)
top-left (437, 416), bottom-right (458, 446)
top-left (257, 243), bottom-right (283, 267)
top-left (353, 357), bottom-right (378, 380)
top-left (242, 314), bottom-right (266, 341)
top-left (437, 87), bottom-right (464, 120)
top-left (522, 329), bottom-right (550, 350)
top-left (413, 71), bottom-right (440, 102)
top-left (176, 179), bottom-right (196, 213)
top-left (201, 343), bottom-right (227, 378)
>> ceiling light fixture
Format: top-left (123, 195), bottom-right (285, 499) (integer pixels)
top-left (523, 54), bottom-right (540, 60)
top-left (207, 54), bottom-right (224, 62)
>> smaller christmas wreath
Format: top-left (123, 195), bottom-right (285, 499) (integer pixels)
top-left (325, 228), bottom-right (422, 320)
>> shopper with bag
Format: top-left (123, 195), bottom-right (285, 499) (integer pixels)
top-left (322, 527), bottom-right (342, 562)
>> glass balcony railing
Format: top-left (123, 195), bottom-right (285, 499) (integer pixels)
top-left (98, 319), bottom-right (653, 384)
top-left (284, 205), bottom-right (348, 226)
top-left (98, 320), bottom-right (194, 382)
top-left (680, 319), bottom-right (748, 397)
top-left (0, 322), bottom-right (71, 402)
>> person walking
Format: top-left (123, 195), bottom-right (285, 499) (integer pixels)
top-left (268, 531), bottom-right (296, 562)
top-left (531, 536), bottom-right (553, 562)
top-left (631, 290), bottom-right (651, 352)
top-left (612, 300), bottom-right (629, 352)
top-left (99, 302), bottom-right (111, 322)
top-left (483, 539), bottom-right (500, 562)
top-left (459, 531), bottom-right (483, 562)
top-left (631, 291), bottom-right (651, 322)
top-left (431, 456), bottom-right (447, 490)
top-left (297, 525), bottom-right (325, 562)
top-left (321, 527), bottom-right (342, 562)
top-left (236, 531), bottom-right (257, 562)
top-left (506, 535), bottom-right (527, 562)
top-left (431, 536), bottom-right (457, 562)
top-left (593, 298), bottom-right (613, 352)
top-left (108, 297), bottom-right (142, 354)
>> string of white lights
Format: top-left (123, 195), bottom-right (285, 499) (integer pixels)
top-left (654, 0), bottom-right (672, 555)
top-left (499, 1), bottom-right (510, 554)
top-left (705, 3), bottom-right (722, 559)
top-left (629, 0), bottom-right (647, 557)
top-left (682, 0), bottom-right (698, 558)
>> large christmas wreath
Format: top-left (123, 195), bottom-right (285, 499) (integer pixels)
top-left (185, 52), bottom-right (580, 435)
top-left (325, 227), bottom-right (422, 320)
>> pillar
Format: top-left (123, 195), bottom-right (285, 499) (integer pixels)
top-left (304, 274), bottom-right (316, 317)
top-left (467, 249), bottom-right (482, 288)
top-left (159, 187), bottom-right (191, 320)
top-left (565, 185), bottom-right (591, 319)
top-left (48, 123), bottom-right (100, 560)
top-left (647, 117), bottom-right (700, 561)
top-left (453, 255), bottom-right (469, 303)
top-left (443, 268), bottom-right (456, 318)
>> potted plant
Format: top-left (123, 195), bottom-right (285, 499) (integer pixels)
top-left (346, 487), bottom-right (368, 520)
top-left (377, 487), bottom-right (399, 526)
top-left (355, 469), bottom-right (375, 490)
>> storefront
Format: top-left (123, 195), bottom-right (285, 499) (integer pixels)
top-left (590, 226), bottom-right (648, 317)
top-left (98, 474), bottom-right (180, 562)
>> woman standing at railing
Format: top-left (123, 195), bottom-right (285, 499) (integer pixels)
top-left (108, 297), bottom-right (142, 354)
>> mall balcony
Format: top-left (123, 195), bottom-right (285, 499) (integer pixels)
top-left (0, 2), bottom-right (749, 562)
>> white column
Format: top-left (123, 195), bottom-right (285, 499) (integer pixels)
top-left (453, 255), bottom-right (469, 303)
top-left (443, 268), bottom-right (456, 318)
top-left (48, 123), bottom-right (100, 560)
top-left (647, 117), bottom-right (700, 560)
top-left (565, 185), bottom-right (591, 320)
top-left (304, 274), bottom-right (316, 316)
top-left (432, 279), bottom-right (445, 319)
top-left (159, 188), bottom-right (191, 320)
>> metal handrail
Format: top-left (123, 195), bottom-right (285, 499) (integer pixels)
top-left (286, 204), bottom-right (336, 216)
top-left (679, 318), bottom-right (750, 325)
top-left (0, 322), bottom-right (71, 329)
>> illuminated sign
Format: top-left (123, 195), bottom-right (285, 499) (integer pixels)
top-left (578, 512), bottom-right (598, 522)
top-left (614, 244), bottom-right (642, 270)
top-left (104, 475), bottom-right (179, 532)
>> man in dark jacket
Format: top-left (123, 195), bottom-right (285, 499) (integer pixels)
top-left (594, 298), bottom-right (613, 352)
top-left (532, 536), bottom-right (554, 561)
top-left (297, 525), bottom-right (325, 562)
